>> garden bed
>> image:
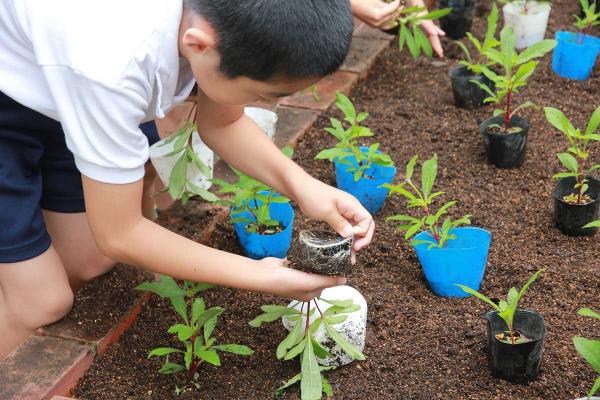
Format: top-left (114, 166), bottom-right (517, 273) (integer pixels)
top-left (75, 1), bottom-right (598, 399)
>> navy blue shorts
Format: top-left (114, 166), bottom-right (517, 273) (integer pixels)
top-left (0, 90), bottom-right (160, 263)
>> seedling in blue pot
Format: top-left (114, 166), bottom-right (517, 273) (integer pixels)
top-left (384, 154), bottom-right (491, 297)
top-left (212, 147), bottom-right (295, 259)
top-left (545, 106), bottom-right (600, 236)
top-left (552, 0), bottom-right (600, 80)
top-left (316, 92), bottom-right (396, 214)
top-left (456, 269), bottom-right (547, 384)
top-left (573, 307), bottom-right (600, 399)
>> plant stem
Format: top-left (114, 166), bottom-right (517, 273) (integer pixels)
top-left (305, 301), bottom-right (312, 336)
top-left (314, 300), bottom-right (324, 317)
top-left (188, 334), bottom-right (199, 382)
top-left (504, 89), bottom-right (512, 130)
top-left (577, 158), bottom-right (585, 205)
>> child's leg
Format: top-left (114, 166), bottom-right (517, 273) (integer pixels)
top-left (0, 247), bottom-right (74, 359)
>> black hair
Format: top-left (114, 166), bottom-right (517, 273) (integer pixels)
top-left (185, 0), bottom-right (353, 81)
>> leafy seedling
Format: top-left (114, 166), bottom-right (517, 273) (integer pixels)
top-left (456, 268), bottom-right (546, 344)
top-left (384, 154), bottom-right (471, 249)
top-left (573, 307), bottom-right (600, 399)
top-left (455, 3), bottom-right (500, 75)
top-left (250, 298), bottom-right (365, 400)
top-left (212, 147), bottom-right (293, 234)
top-left (316, 92), bottom-right (393, 182)
top-left (574, 0), bottom-right (600, 43)
top-left (472, 26), bottom-right (556, 132)
top-left (395, 6), bottom-right (452, 59)
top-left (135, 276), bottom-right (253, 395)
top-left (544, 106), bottom-right (600, 205)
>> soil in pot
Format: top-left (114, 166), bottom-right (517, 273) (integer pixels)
top-left (486, 310), bottom-right (546, 384)
top-left (480, 115), bottom-right (530, 168)
top-left (449, 65), bottom-right (495, 108)
top-left (553, 176), bottom-right (600, 236)
top-left (289, 229), bottom-right (353, 276)
top-left (439, 0), bottom-right (475, 39)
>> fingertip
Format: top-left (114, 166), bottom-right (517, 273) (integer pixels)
top-left (337, 276), bottom-right (347, 286)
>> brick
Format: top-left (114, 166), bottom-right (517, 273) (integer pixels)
top-left (279, 71), bottom-right (359, 111)
top-left (353, 24), bottom-right (396, 41)
top-left (273, 106), bottom-right (320, 148)
top-left (0, 336), bottom-right (92, 400)
top-left (341, 36), bottom-right (391, 78)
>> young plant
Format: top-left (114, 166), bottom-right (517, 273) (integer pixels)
top-left (396, 6), bottom-right (452, 59)
top-left (573, 307), bottom-right (600, 399)
top-left (250, 298), bottom-right (365, 400)
top-left (574, 0), bottom-right (600, 43)
top-left (456, 268), bottom-right (546, 345)
top-left (135, 276), bottom-right (253, 394)
top-left (384, 154), bottom-right (471, 249)
top-left (157, 106), bottom-right (218, 205)
top-left (455, 3), bottom-right (500, 75)
top-left (544, 106), bottom-right (600, 204)
top-left (316, 92), bottom-right (394, 182)
top-left (473, 26), bottom-right (556, 132)
top-left (212, 147), bottom-right (293, 234)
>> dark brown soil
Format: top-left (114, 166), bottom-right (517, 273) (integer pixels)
top-left (76, 1), bottom-right (599, 399)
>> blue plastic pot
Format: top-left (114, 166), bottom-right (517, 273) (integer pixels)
top-left (232, 194), bottom-right (294, 260)
top-left (334, 147), bottom-right (397, 214)
top-left (412, 227), bottom-right (492, 297)
top-left (552, 31), bottom-right (600, 80)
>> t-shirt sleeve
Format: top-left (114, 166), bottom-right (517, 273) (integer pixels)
top-left (41, 65), bottom-right (151, 184)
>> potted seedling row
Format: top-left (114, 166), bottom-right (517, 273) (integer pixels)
top-left (384, 154), bottom-right (492, 297)
top-left (316, 92), bottom-right (396, 215)
top-left (135, 276), bottom-right (253, 395)
top-left (573, 307), bottom-right (600, 400)
top-left (474, 27), bottom-right (556, 169)
top-left (500, 0), bottom-right (552, 49)
top-left (544, 106), bottom-right (600, 236)
top-left (457, 269), bottom-right (546, 384)
top-left (439, 0), bottom-right (475, 39)
top-left (553, 0), bottom-right (600, 80)
top-left (212, 147), bottom-right (295, 259)
top-left (451, 3), bottom-right (500, 109)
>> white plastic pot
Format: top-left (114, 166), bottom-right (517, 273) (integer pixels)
top-left (503, 1), bottom-right (551, 49)
top-left (282, 285), bottom-right (367, 367)
top-left (244, 107), bottom-right (278, 140)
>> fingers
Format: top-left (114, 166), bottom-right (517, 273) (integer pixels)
top-left (323, 209), bottom-right (354, 238)
top-left (354, 218), bottom-right (375, 251)
top-left (430, 34), bottom-right (444, 58)
top-left (421, 21), bottom-right (445, 58)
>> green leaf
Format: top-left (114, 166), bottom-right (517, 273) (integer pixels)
top-left (516, 268), bottom-right (545, 307)
top-left (187, 182), bottom-right (220, 203)
top-left (315, 148), bottom-right (347, 161)
top-left (284, 339), bottom-right (306, 361)
top-left (335, 92), bottom-right (356, 123)
top-left (578, 308), bottom-right (600, 321)
top-left (321, 298), bottom-right (353, 308)
top-left (322, 376), bottom-right (333, 397)
top-left (249, 306), bottom-right (298, 327)
top-left (135, 276), bottom-right (185, 298)
top-left (311, 337), bottom-right (331, 359)
top-left (406, 26), bottom-right (419, 59)
top-left (406, 154), bottom-right (418, 180)
top-left (516, 39), bottom-right (557, 65)
top-left (557, 152), bottom-right (579, 173)
top-left (590, 376), bottom-right (600, 398)
top-left (435, 201), bottom-right (456, 219)
top-left (196, 349), bottom-right (221, 366)
top-left (276, 373), bottom-right (302, 396)
top-left (168, 324), bottom-right (194, 341)
top-left (191, 298), bottom-right (205, 326)
top-left (586, 105), bottom-right (600, 136)
top-left (574, 337), bottom-right (600, 373)
top-left (148, 347), bottom-right (183, 358)
top-left (454, 285), bottom-right (501, 311)
top-left (324, 324), bottom-right (365, 361)
top-left (187, 146), bottom-right (211, 177)
top-left (301, 336), bottom-right (322, 400)
top-left (170, 295), bottom-right (188, 324)
top-left (583, 220), bottom-right (600, 229)
top-left (404, 223), bottom-right (422, 240)
top-left (414, 26), bottom-right (433, 58)
top-left (213, 344), bottom-right (254, 356)
top-left (385, 184), bottom-right (417, 201)
top-left (324, 315), bottom-right (348, 325)
top-left (204, 316), bottom-right (217, 343)
top-left (277, 320), bottom-right (303, 359)
top-left (196, 307), bottom-right (224, 330)
top-left (421, 154), bottom-right (438, 199)
top-left (544, 107), bottom-right (576, 135)
top-left (158, 362), bottom-right (185, 375)
top-left (512, 61), bottom-right (537, 85)
top-left (168, 155), bottom-right (188, 200)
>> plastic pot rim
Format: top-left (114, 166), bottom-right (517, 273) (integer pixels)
top-left (552, 176), bottom-right (600, 206)
top-left (412, 227), bottom-right (492, 251)
top-left (555, 30), bottom-right (600, 48)
top-left (485, 309), bottom-right (546, 341)
top-left (480, 115), bottom-right (529, 137)
top-left (503, 1), bottom-right (551, 16)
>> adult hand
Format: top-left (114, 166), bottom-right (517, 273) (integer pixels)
top-left (351, 0), bottom-right (403, 30)
top-left (421, 19), bottom-right (446, 58)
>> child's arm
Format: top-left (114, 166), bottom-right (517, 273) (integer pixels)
top-left (194, 93), bottom-right (374, 262)
top-left (82, 176), bottom-right (345, 301)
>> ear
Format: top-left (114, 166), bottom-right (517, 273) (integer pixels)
top-left (182, 28), bottom-right (215, 54)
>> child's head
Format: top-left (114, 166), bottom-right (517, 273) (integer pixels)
top-left (180, 0), bottom-right (353, 105)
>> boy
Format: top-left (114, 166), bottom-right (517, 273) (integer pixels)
top-left (0, 0), bottom-right (375, 358)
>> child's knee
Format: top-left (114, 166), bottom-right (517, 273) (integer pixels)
top-left (14, 282), bottom-right (74, 328)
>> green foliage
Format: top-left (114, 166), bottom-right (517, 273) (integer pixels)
top-left (456, 3), bottom-right (500, 74)
top-left (251, 299), bottom-right (365, 400)
top-left (136, 276), bottom-right (252, 393)
top-left (573, 307), bottom-right (600, 398)
top-left (472, 27), bottom-right (556, 130)
top-left (544, 106), bottom-right (600, 204)
top-left (396, 6), bottom-right (452, 59)
top-left (583, 219), bottom-right (600, 228)
top-left (212, 147), bottom-right (293, 234)
top-left (315, 92), bottom-right (393, 182)
top-left (574, 0), bottom-right (600, 32)
top-left (158, 121), bottom-right (219, 205)
top-left (384, 154), bottom-right (470, 249)
top-left (456, 268), bottom-right (545, 344)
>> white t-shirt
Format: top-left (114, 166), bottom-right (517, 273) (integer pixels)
top-left (0, 0), bottom-right (195, 184)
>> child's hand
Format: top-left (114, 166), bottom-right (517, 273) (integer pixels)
top-left (295, 179), bottom-right (374, 265)
top-left (351, 0), bottom-right (403, 29)
top-left (258, 257), bottom-right (347, 301)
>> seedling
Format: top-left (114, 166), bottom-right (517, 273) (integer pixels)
top-left (384, 154), bottom-right (470, 249)
top-left (395, 6), bottom-right (452, 58)
top-left (455, 3), bottom-right (500, 74)
top-left (456, 268), bottom-right (545, 345)
top-left (212, 147), bottom-right (293, 234)
top-left (544, 106), bottom-right (600, 204)
top-left (574, 0), bottom-right (600, 43)
top-left (135, 276), bottom-right (253, 394)
top-left (316, 92), bottom-right (394, 182)
top-left (573, 307), bottom-right (600, 398)
top-left (157, 105), bottom-right (218, 205)
top-left (250, 298), bottom-right (365, 400)
top-left (473, 26), bottom-right (556, 132)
